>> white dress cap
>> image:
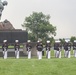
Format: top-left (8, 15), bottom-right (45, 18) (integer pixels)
top-left (3, 40), bottom-right (7, 42)
top-left (47, 40), bottom-right (50, 43)
top-left (28, 40), bottom-right (31, 42)
top-left (37, 40), bottom-right (40, 42)
top-left (74, 40), bottom-right (76, 42)
top-left (65, 39), bottom-right (70, 42)
top-left (55, 40), bottom-right (60, 43)
top-left (15, 40), bottom-right (19, 42)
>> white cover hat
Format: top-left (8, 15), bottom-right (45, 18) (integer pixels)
top-left (3, 40), bottom-right (7, 42)
top-left (47, 40), bottom-right (50, 43)
top-left (65, 39), bottom-right (70, 42)
top-left (15, 40), bottom-right (19, 42)
top-left (27, 40), bottom-right (31, 42)
top-left (55, 40), bottom-right (60, 43)
top-left (37, 40), bottom-right (40, 42)
top-left (74, 40), bottom-right (76, 42)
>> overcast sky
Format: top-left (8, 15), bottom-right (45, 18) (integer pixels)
top-left (1, 0), bottom-right (76, 39)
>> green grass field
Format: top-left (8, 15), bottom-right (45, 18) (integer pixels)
top-left (0, 49), bottom-right (75, 75)
top-left (0, 57), bottom-right (76, 75)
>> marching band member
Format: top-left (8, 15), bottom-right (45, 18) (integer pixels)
top-left (26, 40), bottom-right (32, 59)
top-left (73, 40), bottom-right (76, 57)
top-left (45, 40), bottom-right (51, 59)
top-left (54, 40), bottom-right (61, 58)
top-left (2, 40), bottom-right (8, 59)
top-left (14, 40), bottom-right (20, 59)
top-left (63, 40), bottom-right (71, 58)
top-left (36, 41), bottom-right (43, 59)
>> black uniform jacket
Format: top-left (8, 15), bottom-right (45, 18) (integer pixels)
top-left (73, 42), bottom-right (76, 50)
top-left (2, 42), bottom-right (8, 51)
top-left (26, 43), bottom-right (32, 51)
top-left (45, 43), bottom-right (51, 51)
top-left (36, 43), bottom-right (43, 51)
top-left (63, 42), bottom-right (71, 51)
top-left (14, 43), bottom-right (20, 50)
top-left (54, 43), bottom-right (60, 51)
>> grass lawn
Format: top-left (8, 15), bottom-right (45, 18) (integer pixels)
top-left (0, 48), bottom-right (75, 75)
top-left (0, 57), bottom-right (76, 75)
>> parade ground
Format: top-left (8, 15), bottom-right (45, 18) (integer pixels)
top-left (0, 56), bottom-right (76, 75)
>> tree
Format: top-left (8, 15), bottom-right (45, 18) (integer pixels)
top-left (22, 12), bottom-right (56, 41)
top-left (28, 33), bottom-right (36, 42)
top-left (70, 36), bottom-right (76, 44)
top-left (59, 38), bottom-right (65, 44)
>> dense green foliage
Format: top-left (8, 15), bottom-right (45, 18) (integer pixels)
top-left (70, 36), bottom-right (76, 44)
top-left (22, 12), bottom-right (56, 41)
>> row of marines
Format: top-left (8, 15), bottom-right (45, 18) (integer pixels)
top-left (1, 39), bottom-right (76, 59)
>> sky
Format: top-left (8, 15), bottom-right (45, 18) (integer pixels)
top-left (1, 0), bottom-right (76, 39)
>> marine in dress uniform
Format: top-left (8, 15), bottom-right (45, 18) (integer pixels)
top-left (26, 40), bottom-right (32, 59)
top-left (45, 40), bottom-right (51, 59)
top-left (36, 41), bottom-right (43, 59)
top-left (73, 40), bottom-right (76, 57)
top-left (63, 40), bottom-right (71, 58)
top-left (14, 40), bottom-right (20, 59)
top-left (54, 40), bottom-right (61, 58)
top-left (2, 40), bottom-right (8, 59)
top-left (36, 41), bottom-right (40, 57)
